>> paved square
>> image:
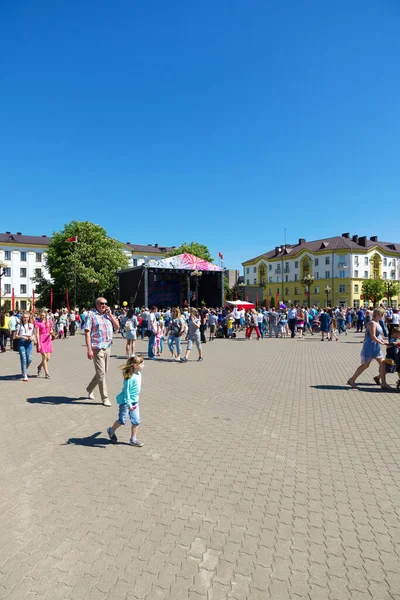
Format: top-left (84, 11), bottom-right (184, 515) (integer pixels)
top-left (1, 330), bottom-right (400, 599)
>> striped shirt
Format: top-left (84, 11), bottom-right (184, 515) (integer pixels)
top-left (84, 309), bottom-right (113, 349)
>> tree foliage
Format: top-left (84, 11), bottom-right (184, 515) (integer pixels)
top-left (165, 241), bottom-right (213, 263)
top-left (361, 278), bottom-right (385, 307)
top-left (386, 281), bottom-right (399, 303)
top-left (34, 221), bottom-right (128, 308)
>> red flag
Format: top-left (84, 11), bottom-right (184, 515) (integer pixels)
top-left (275, 290), bottom-right (279, 309)
top-left (218, 252), bottom-right (223, 259)
top-left (50, 287), bottom-right (53, 312)
top-left (11, 288), bottom-right (15, 310)
top-left (66, 236), bottom-right (78, 243)
top-left (32, 289), bottom-right (35, 313)
top-left (66, 288), bottom-right (70, 312)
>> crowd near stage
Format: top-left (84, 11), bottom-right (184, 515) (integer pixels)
top-left (118, 253), bottom-right (224, 308)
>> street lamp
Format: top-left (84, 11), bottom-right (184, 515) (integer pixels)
top-left (301, 273), bottom-right (314, 308)
top-left (277, 246), bottom-right (285, 303)
top-left (325, 285), bottom-right (331, 307)
top-left (0, 262), bottom-right (6, 309)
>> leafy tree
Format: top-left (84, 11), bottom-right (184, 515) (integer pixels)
top-left (226, 282), bottom-right (241, 301)
top-left (385, 281), bottom-right (399, 305)
top-left (270, 296), bottom-right (275, 308)
top-left (361, 278), bottom-right (385, 307)
top-left (33, 221), bottom-right (128, 308)
top-left (165, 241), bottom-right (214, 263)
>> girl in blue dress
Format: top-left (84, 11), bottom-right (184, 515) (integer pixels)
top-left (348, 308), bottom-right (389, 389)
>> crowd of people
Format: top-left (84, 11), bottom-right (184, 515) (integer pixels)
top-left (1, 298), bottom-right (400, 446)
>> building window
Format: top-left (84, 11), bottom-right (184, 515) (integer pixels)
top-left (20, 252), bottom-right (27, 261)
top-left (354, 270), bottom-right (359, 278)
top-left (339, 284), bottom-right (345, 293)
top-left (268, 264), bottom-right (272, 271)
top-left (4, 284), bottom-right (11, 294)
top-left (383, 272), bottom-right (387, 279)
top-left (294, 287), bottom-right (299, 295)
top-left (269, 277), bottom-right (272, 283)
top-left (253, 267), bottom-right (256, 273)
top-left (285, 287), bottom-right (289, 295)
top-left (285, 262), bottom-right (289, 272)
top-left (339, 270), bottom-right (345, 278)
top-left (20, 285), bottom-right (26, 294)
top-left (364, 257), bottom-right (368, 265)
top-left (35, 268), bottom-right (42, 277)
top-left (20, 268), bottom-right (26, 277)
top-left (133, 259), bottom-right (138, 267)
top-left (354, 256), bottom-right (359, 265)
top-left (253, 278), bottom-right (257, 284)
top-left (314, 258), bottom-right (319, 266)
top-left (295, 261), bottom-right (299, 268)
top-left (314, 272), bottom-right (319, 280)
top-left (325, 257), bottom-right (330, 265)
top-left (383, 258), bottom-right (387, 267)
top-left (314, 286), bottom-right (319, 293)
top-left (277, 288), bottom-right (280, 295)
top-left (261, 277), bottom-right (265, 284)
top-left (246, 267), bottom-right (249, 274)
top-left (4, 267), bottom-right (11, 277)
top-left (295, 274), bottom-right (298, 281)
top-left (354, 285), bottom-right (359, 293)
top-left (391, 272), bottom-right (396, 279)
top-left (21, 300), bottom-right (27, 309)
top-left (269, 289), bottom-right (272, 296)
top-left (393, 259), bottom-right (396, 268)
top-left (36, 253), bottom-right (42, 262)
top-left (325, 271), bottom-right (330, 279)
top-left (364, 271), bottom-right (368, 278)
top-left (5, 251), bottom-right (11, 260)
top-left (246, 279), bottom-right (250, 285)
top-left (285, 275), bottom-right (288, 282)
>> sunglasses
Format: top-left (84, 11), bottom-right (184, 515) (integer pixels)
top-left (99, 302), bottom-right (107, 306)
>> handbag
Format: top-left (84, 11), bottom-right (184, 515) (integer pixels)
top-left (12, 338), bottom-right (20, 352)
top-left (50, 329), bottom-right (56, 341)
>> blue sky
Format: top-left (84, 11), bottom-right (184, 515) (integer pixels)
top-left (1, 1), bottom-right (399, 271)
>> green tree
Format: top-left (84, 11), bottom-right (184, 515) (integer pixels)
top-left (361, 278), bottom-right (385, 307)
top-left (385, 281), bottom-right (399, 305)
top-left (34, 221), bottom-right (128, 308)
top-left (226, 282), bottom-right (241, 301)
top-left (165, 241), bottom-right (213, 262)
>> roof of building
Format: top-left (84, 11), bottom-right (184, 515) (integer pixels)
top-left (243, 234), bottom-right (400, 265)
top-left (0, 232), bottom-right (175, 254)
top-left (0, 232), bottom-right (50, 245)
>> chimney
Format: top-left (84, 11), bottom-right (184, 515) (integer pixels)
top-left (42, 235), bottom-right (47, 238)
top-left (298, 238), bottom-right (306, 245)
top-left (342, 232), bottom-right (350, 239)
top-left (5, 231), bottom-right (10, 234)
top-left (359, 236), bottom-right (367, 247)
top-left (370, 236), bottom-right (378, 242)
top-left (154, 243), bottom-right (158, 247)
top-left (126, 242), bottom-right (130, 245)
top-left (275, 246), bottom-right (282, 255)
top-left (147, 244), bottom-right (152, 246)
top-left (352, 235), bottom-right (359, 243)
top-left (16, 232), bottom-right (22, 235)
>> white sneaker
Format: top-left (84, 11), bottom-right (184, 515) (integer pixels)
top-left (86, 390), bottom-right (95, 400)
top-left (22, 375), bottom-right (28, 382)
top-left (102, 399), bottom-right (112, 407)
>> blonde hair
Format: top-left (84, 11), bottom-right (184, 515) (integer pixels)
top-left (173, 307), bottom-right (181, 318)
top-left (121, 355), bottom-right (144, 380)
top-left (373, 308), bottom-right (385, 318)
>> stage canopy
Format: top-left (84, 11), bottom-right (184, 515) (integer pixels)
top-left (147, 253), bottom-right (223, 272)
top-left (226, 300), bottom-right (255, 310)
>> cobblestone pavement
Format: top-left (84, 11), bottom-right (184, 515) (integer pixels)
top-left (1, 329), bottom-right (400, 600)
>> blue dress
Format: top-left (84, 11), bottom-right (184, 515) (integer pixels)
top-left (361, 322), bottom-right (383, 363)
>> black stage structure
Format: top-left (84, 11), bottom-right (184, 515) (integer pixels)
top-left (118, 256), bottom-right (224, 308)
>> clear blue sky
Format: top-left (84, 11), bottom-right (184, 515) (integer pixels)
top-left (1, 1), bottom-right (399, 271)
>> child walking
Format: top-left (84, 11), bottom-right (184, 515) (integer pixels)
top-left (107, 356), bottom-right (145, 447)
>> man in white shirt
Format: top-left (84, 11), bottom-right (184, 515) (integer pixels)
top-left (287, 307), bottom-right (298, 338)
top-left (148, 306), bottom-right (158, 359)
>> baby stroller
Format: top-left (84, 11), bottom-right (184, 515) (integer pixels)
top-left (373, 344), bottom-right (400, 391)
top-left (311, 318), bottom-right (321, 334)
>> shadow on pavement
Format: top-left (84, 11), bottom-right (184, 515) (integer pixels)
top-left (27, 395), bottom-right (103, 405)
top-left (311, 384), bottom-right (393, 393)
top-left (64, 431), bottom-right (130, 448)
top-left (0, 374), bottom-right (26, 381)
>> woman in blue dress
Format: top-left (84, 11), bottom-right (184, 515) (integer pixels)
top-left (347, 308), bottom-right (388, 389)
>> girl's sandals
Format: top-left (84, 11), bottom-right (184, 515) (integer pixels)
top-left (37, 366), bottom-right (42, 376)
top-left (347, 379), bottom-right (357, 389)
top-left (380, 383), bottom-right (392, 390)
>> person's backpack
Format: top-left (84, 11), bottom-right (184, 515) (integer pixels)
top-left (125, 319), bottom-right (133, 331)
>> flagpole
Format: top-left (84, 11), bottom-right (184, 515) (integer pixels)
top-left (74, 242), bottom-right (77, 310)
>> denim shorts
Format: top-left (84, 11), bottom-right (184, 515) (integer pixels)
top-left (118, 403), bottom-right (141, 426)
